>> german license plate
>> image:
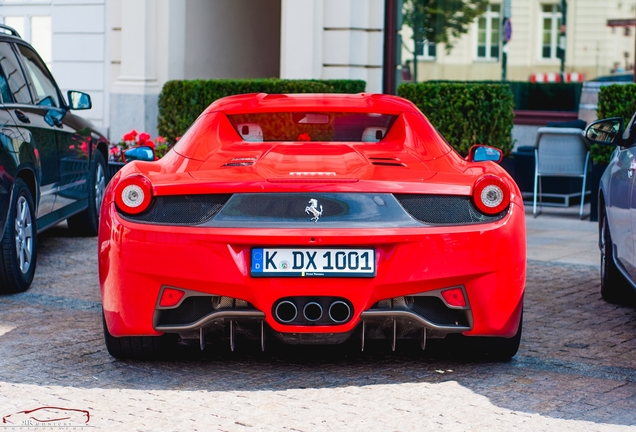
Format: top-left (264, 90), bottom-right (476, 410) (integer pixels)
top-left (250, 248), bottom-right (376, 277)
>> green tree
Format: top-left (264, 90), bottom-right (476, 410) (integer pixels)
top-left (403, 0), bottom-right (488, 82)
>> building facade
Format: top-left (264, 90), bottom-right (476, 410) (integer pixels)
top-left (2, 0), bottom-right (632, 139)
top-left (402, 0), bottom-right (636, 82)
top-left (0, 0), bottom-right (385, 140)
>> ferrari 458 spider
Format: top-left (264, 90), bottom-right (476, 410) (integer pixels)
top-left (99, 93), bottom-right (525, 360)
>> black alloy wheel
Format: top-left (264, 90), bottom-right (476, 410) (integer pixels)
top-left (0, 179), bottom-right (37, 293)
top-left (68, 151), bottom-right (107, 236)
top-left (600, 211), bottom-right (635, 304)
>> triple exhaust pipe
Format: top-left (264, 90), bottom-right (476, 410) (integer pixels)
top-left (274, 299), bottom-right (352, 325)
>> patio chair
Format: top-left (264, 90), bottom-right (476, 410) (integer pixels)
top-left (533, 127), bottom-right (590, 218)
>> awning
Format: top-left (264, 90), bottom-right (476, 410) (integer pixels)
top-left (530, 73), bottom-right (584, 83)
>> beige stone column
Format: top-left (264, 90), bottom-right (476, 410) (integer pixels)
top-left (109, 0), bottom-right (185, 140)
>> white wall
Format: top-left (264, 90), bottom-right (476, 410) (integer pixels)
top-left (109, 0), bottom-right (282, 140)
top-left (0, 0), bottom-right (109, 132)
top-left (52, 0), bottom-right (108, 132)
top-left (184, 0), bottom-right (281, 79)
top-left (280, 0), bottom-right (384, 92)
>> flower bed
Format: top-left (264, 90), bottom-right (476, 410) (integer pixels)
top-left (109, 129), bottom-right (175, 163)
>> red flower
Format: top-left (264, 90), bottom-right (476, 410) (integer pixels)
top-left (138, 132), bottom-right (151, 144)
top-left (144, 140), bottom-right (155, 149)
top-left (69, 145), bottom-right (75, 150)
top-left (155, 136), bottom-right (165, 144)
top-left (297, 132), bottom-right (311, 141)
top-left (80, 142), bottom-right (89, 154)
top-left (129, 129), bottom-right (138, 138)
top-left (110, 147), bottom-right (119, 155)
top-left (123, 133), bottom-right (134, 142)
top-left (175, 136), bottom-right (181, 142)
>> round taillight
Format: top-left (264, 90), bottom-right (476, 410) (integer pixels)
top-left (115, 175), bottom-right (152, 215)
top-left (473, 175), bottom-right (510, 215)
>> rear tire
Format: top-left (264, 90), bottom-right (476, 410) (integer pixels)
top-left (0, 179), bottom-right (37, 294)
top-left (600, 212), bottom-right (635, 304)
top-left (67, 151), bottom-right (107, 236)
top-left (435, 309), bottom-right (523, 362)
top-left (465, 313), bottom-right (522, 361)
top-left (102, 312), bottom-right (178, 360)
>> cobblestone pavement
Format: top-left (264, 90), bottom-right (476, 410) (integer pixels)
top-left (1, 221), bottom-right (636, 431)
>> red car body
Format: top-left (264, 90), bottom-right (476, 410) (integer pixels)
top-left (99, 93), bottom-right (525, 359)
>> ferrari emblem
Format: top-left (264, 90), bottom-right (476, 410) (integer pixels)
top-left (305, 199), bottom-right (323, 222)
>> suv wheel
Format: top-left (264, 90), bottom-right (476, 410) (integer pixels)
top-left (67, 151), bottom-right (107, 236)
top-left (600, 212), bottom-right (634, 304)
top-left (0, 178), bottom-right (37, 293)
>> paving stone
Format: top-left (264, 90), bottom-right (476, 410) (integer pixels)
top-left (0, 223), bottom-right (636, 430)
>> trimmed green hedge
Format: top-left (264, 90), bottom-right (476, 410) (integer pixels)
top-left (398, 83), bottom-right (514, 156)
top-left (427, 80), bottom-right (582, 112)
top-left (594, 84), bottom-right (636, 163)
top-left (157, 79), bottom-right (366, 143)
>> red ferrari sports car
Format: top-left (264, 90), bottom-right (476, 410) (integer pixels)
top-left (99, 93), bottom-right (525, 360)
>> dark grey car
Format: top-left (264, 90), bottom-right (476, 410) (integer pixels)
top-left (585, 115), bottom-right (636, 303)
top-left (0, 24), bottom-right (109, 293)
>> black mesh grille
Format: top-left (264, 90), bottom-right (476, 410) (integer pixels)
top-left (156, 296), bottom-right (255, 326)
top-left (371, 296), bottom-right (469, 328)
top-left (221, 194), bottom-right (350, 220)
top-left (372, 162), bottom-right (406, 167)
top-left (119, 194), bottom-right (232, 225)
top-left (394, 194), bottom-right (507, 225)
top-left (157, 296), bottom-right (216, 325)
top-left (410, 297), bottom-right (469, 327)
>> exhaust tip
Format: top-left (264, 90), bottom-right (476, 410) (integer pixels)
top-left (303, 302), bottom-right (323, 322)
top-left (275, 301), bottom-right (298, 323)
top-left (329, 301), bottom-right (351, 323)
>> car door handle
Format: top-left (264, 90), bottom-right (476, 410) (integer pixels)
top-left (13, 110), bottom-right (30, 124)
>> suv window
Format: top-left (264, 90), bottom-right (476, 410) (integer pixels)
top-left (16, 44), bottom-right (59, 107)
top-left (0, 63), bottom-right (11, 103)
top-left (0, 42), bottom-right (31, 104)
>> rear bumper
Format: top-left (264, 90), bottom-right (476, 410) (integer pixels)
top-left (99, 202), bottom-right (525, 340)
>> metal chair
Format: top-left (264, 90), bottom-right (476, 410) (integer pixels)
top-left (533, 127), bottom-right (590, 218)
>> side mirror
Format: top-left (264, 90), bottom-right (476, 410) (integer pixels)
top-left (467, 145), bottom-right (503, 163)
top-left (123, 146), bottom-right (155, 163)
top-left (67, 91), bottom-right (92, 110)
top-left (584, 117), bottom-right (623, 146)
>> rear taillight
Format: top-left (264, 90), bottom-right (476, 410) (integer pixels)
top-left (115, 175), bottom-right (153, 214)
top-left (473, 175), bottom-right (510, 215)
top-left (159, 287), bottom-right (185, 307)
top-left (441, 287), bottom-right (467, 308)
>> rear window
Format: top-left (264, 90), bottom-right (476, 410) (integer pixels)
top-left (227, 112), bottom-right (398, 142)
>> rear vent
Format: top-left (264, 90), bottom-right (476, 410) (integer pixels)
top-left (369, 157), bottom-right (406, 167)
top-left (118, 194), bottom-right (232, 225)
top-left (394, 194), bottom-right (508, 225)
top-left (223, 157), bottom-right (257, 167)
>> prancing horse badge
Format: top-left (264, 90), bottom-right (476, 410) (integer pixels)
top-left (305, 199), bottom-right (323, 222)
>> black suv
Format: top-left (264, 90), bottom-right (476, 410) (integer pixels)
top-left (0, 24), bottom-right (109, 293)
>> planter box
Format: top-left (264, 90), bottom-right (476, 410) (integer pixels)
top-left (513, 110), bottom-right (578, 126)
top-left (499, 156), bottom-right (515, 179)
top-left (108, 162), bottom-right (125, 179)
